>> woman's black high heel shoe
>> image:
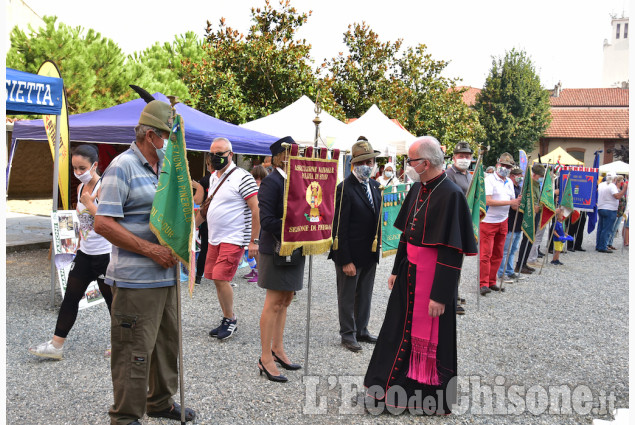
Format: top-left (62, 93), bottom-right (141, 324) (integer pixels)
top-left (259, 358), bottom-right (288, 382)
top-left (272, 351), bottom-right (302, 370)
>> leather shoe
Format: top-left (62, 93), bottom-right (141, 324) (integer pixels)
top-left (357, 334), bottom-right (378, 344)
top-left (520, 266), bottom-right (534, 274)
top-left (576, 248), bottom-right (586, 252)
top-left (456, 305), bottom-right (465, 315)
top-left (480, 286), bottom-right (491, 296)
top-left (489, 285), bottom-right (501, 291)
top-left (147, 402), bottom-right (196, 422)
top-left (598, 249), bottom-right (613, 253)
top-left (341, 340), bottom-right (362, 352)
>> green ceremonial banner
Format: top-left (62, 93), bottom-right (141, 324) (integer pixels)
top-left (149, 114), bottom-right (194, 264)
top-left (519, 167), bottom-right (535, 243)
top-left (539, 167), bottom-right (555, 230)
top-left (381, 184), bottom-right (409, 257)
top-left (466, 162), bottom-right (487, 242)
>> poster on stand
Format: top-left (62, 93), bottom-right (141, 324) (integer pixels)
top-left (51, 210), bottom-right (106, 310)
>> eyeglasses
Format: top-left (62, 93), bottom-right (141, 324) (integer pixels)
top-left (406, 157), bottom-right (426, 166)
top-left (212, 150), bottom-right (230, 157)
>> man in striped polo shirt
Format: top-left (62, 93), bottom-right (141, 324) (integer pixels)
top-left (194, 137), bottom-right (260, 340)
top-left (96, 100), bottom-right (196, 424)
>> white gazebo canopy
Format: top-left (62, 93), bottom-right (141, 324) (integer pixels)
top-left (338, 104), bottom-right (416, 156)
top-left (599, 160), bottom-right (630, 175)
top-left (240, 95), bottom-right (352, 149)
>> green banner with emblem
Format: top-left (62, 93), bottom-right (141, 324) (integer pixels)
top-left (380, 184), bottom-right (410, 257)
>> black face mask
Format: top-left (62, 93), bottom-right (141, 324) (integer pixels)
top-left (211, 152), bottom-right (229, 170)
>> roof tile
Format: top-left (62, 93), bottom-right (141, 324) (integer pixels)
top-left (544, 108), bottom-right (629, 139)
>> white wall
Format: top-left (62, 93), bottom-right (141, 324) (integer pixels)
top-left (602, 17), bottom-right (629, 87)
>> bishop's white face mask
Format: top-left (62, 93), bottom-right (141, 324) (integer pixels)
top-left (405, 165), bottom-right (422, 182)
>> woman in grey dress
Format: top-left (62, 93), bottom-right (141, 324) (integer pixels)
top-left (257, 136), bottom-right (305, 383)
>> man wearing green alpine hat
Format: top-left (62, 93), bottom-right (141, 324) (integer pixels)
top-left (95, 100), bottom-right (196, 424)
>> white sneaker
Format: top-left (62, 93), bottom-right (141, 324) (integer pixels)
top-left (29, 340), bottom-right (63, 360)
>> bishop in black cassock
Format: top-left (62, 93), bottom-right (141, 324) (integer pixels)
top-left (364, 137), bottom-right (478, 415)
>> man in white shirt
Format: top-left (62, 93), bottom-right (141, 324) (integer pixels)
top-left (194, 138), bottom-right (260, 340)
top-left (479, 152), bottom-right (520, 296)
top-left (596, 172), bottom-right (628, 253)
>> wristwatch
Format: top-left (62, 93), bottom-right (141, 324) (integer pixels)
top-left (252, 239), bottom-right (260, 245)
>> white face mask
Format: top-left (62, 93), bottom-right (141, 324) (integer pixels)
top-left (74, 163), bottom-right (95, 184)
top-left (384, 171), bottom-right (393, 179)
top-left (405, 165), bottom-right (423, 182)
top-left (455, 158), bottom-right (471, 170)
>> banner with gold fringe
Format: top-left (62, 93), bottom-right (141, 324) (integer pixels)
top-left (149, 113), bottom-right (194, 275)
top-left (279, 145), bottom-right (340, 256)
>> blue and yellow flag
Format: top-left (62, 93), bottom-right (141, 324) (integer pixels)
top-left (149, 114), bottom-right (194, 265)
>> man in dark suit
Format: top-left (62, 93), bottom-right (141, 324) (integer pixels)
top-left (329, 137), bottom-right (382, 352)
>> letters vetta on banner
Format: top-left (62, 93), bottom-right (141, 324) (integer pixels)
top-left (558, 166), bottom-right (599, 212)
top-left (279, 145), bottom-right (340, 256)
top-left (38, 61), bottom-right (71, 209)
top-left (381, 184), bottom-right (409, 257)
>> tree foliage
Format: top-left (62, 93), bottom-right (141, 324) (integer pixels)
top-left (324, 23), bottom-right (484, 149)
top-left (474, 49), bottom-right (551, 165)
top-left (182, 0), bottom-right (341, 124)
top-left (7, 16), bottom-right (200, 114)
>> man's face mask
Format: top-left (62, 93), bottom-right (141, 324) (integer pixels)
top-left (211, 151), bottom-right (231, 170)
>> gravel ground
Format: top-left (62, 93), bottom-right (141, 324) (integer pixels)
top-left (6, 232), bottom-right (628, 425)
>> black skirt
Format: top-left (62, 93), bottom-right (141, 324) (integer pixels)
top-left (363, 257), bottom-right (457, 415)
top-left (257, 253), bottom-right (305, 292)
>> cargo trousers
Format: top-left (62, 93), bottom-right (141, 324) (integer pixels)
top-left (108, 283), bottom-right (178, 425)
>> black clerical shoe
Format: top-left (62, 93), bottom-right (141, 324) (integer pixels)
top-left (342, 340), bottom-right (362, 352)
top-left (357, 334), bottom-right (378, 344)
top-left (576, 248), bottom-right (586, 252)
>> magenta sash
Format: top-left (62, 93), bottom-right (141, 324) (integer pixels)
top-left (406, 243), bottom-right (440, 385)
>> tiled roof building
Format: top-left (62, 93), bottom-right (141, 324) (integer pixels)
top-left (540, 87), bottom-right (628, 165)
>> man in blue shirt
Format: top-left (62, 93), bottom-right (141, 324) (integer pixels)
top-left (96, 100), bottom-right (196, 425)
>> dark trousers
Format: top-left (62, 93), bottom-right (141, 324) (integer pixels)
top-left (335, 263), bottom-right (377, 342)
top-left (516, 215), bottom-right (540, 270)
top-left (567, 212), bottom-right (587, 250)
top-left (55, 251), bottom-right (112, 338)
top-left (109, 284), bottom-right (178, 425)
top-left (196, 224), bottom-right (208, 278)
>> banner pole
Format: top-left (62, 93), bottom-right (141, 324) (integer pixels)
top-left (50, 116), bottom-right (61, 308)
top-left (175, 266), bottom-right (186, 425)
top-left (304, 101), bottom-right (322, 376)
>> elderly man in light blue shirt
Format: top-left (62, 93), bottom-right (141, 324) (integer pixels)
top-left (95, 100), bottom-right (196, 425)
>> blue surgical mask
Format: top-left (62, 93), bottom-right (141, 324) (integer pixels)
top-left (354, 164), bottom-right (373, 180)
top-left (156, 138), bottom-right (169, 162)
top-left (538, 177), bottom-right (544, 184)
